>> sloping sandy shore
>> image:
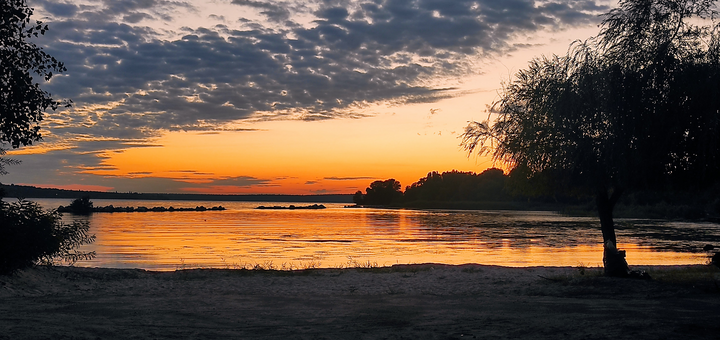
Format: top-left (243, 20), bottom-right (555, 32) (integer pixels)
top-left (1, 264), bottom-right (719, 339)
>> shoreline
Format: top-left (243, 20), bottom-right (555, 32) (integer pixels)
top-left (2, 264), bottom-right (719, 339)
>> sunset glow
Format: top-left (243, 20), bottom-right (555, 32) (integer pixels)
top-left (2, 0), bottom-right (614, 194)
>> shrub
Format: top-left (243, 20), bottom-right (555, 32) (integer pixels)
top-left (68, 196), bottom-right (94, 215)
top-left (0, 199), bottom-right (95, 275)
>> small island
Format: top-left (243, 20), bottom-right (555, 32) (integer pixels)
top-left (255, 204), bottom-right (326, 210)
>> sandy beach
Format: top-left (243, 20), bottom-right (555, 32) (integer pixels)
top-left (1, 264), bottom-right (719, 339)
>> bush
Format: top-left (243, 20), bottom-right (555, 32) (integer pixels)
top-left (0, 199), bottom-right (95, 275)
top-left (68, 196), bottom-right (94, 215)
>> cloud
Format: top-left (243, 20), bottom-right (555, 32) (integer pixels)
top-left (11, 0), bottom-right (610, 192)
top-left (34, 0), bottom-right (195, 24)
top-left (1, 149), bottom-right (113, 186)
top-left (34, 0), bottom-right (79, 17)
top-left (33, 0), bottom-right (607, 142)
top-left (231, 0), bottom-right (292, 22)
top-left (324, 176), bottom-right (375, 181)
top-left (123, 12), bottom-right (154, 23)
top-left (204, 176), bottom-right (272, 187)
top-left (0, 148), bottom-right (275, 193)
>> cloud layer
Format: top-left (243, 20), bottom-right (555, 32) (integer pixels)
top-left (5, 0), bottom-right (610, 192)
top-left (34, 0), bottom-right (607, 138)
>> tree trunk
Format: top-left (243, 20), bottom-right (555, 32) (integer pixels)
top-left (596, 188), bottom-right (628, 277)
top-left (596, 189), bottom-right (619, 246)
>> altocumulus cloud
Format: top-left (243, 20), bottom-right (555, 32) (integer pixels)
top-left (3, 0), bottom-right (609, 192)
top-left (30, 0), bottom-right (609, 140)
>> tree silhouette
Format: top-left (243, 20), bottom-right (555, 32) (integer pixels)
top-left (1, 0), bottom-right (70, 173)
top-left (404, 169), bottom-right (508, 202)
top-left (360, 179), bottom-right (403, 206)
top-left (0, 1), bottom-right (89, 274)
top-left (352, 190), bottom-right (364, 205)
top-left (0, 194), bottom-right (95, 274)
top-left (68, 196), bottom-right (94, 215)
top-left (462, 0), bottom-right (720, 276)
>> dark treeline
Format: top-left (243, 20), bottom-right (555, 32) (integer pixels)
top-left (354, 168), bottom-right (720, 220)
top-left (353, 168), bottom-right (523, 208)
top-left (405, 168), bottom-right (509, 203)
top-left (0, 183), bottom-right (353, 203)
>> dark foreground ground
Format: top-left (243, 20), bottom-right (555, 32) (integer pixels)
top-left (1, 264), bottom-right (719, 339)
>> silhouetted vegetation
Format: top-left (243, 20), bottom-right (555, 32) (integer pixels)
top-left (461, 0), bottom-right (720, 275)
top-left (404, 169), bottom-right (508, 203)
top-left (354, 169), bottom-right (587, 210)
top-left (353, 179), bottom-right (403, 206)
top-left (67, 196), bottom-right (93, 215)
top-left (353, 169), bottom-right (529, 209)
top-left (0, 2), bottom-right (94, 275)
top-left (0, 199), bottom-right (95, 275)
top-left (1, 0), bottom-right (71, 173)
top-left (354, 169), bottom-right (720, 221)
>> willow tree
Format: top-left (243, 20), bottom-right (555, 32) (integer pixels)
top-left (462, 0), bottom-right (720, 275)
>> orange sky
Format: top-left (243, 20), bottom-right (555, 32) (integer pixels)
top-left (6, 29), bottom-right (595, 195)
top-left (69, 34), bottom-right (592, 195)
top-left (2, 1), bottom-right (609, 195)
top-left (78, 101), bottom-right (499, 194)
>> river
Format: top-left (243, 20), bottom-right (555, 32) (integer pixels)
top-left (19, 198), bottom-right (720, 270)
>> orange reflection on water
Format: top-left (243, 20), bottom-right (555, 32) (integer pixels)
top-left (40, 199), bottom-right (714, 271)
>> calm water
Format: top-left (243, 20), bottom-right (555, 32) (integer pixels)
top-left (20, 198), bottom-right (720, 270)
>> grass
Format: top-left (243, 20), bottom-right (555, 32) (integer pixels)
top-left (573, 262), bottom-right (604, 277)
top-left (650, 265), bottom-right (720, 286)
top-left (539, 263), bottom-right (604, 283)
top-left (169, 256), bottom-right (441, 276)
top-left (552, 263), bottom-right (720, 283)
top-left (541, 263), bottom-right (720, 295)
top-left (340, 257), bottom-right (380, 269)
top-left (219, 260), bottom-right (324, 271)
top-left (178, 258), bottom-right (718, 292)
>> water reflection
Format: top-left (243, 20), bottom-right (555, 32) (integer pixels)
top-left (20, 198), bottom-right (719, 270)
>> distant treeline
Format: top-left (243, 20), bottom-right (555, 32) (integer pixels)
top-left (4, 170), bottom-right (719, 219)
top-left (353, 168), bottom-right (720, 220)
top-left (0, 184), bottom-right (353, 203)
top-left (353, 168), bottom-right (528, 208)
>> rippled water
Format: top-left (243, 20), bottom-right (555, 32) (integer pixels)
top-left (23, 198), bottom-right (720, 270)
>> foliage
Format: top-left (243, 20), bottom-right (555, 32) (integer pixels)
top-left (0, 199), bottom-right (95, 275)
top-left (356, 179), bottom-right (403, 206)
top-left (404, 168), bottom-right (508, 202)
top-left (352, 190), bottom-right (364, 205)
top-left (67, 196), bottom-right (94, 215)
top-left (461, 0), bottom-right (720, 249)
top-left (0, 0), bottom-right (70, 173)
top-left (0, 149), bottom-right (19, 175)
top-left (354, 169), bottom-right (591, 208)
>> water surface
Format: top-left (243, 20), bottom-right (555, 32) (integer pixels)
top-left (25, 198), bottom-right (720, 270)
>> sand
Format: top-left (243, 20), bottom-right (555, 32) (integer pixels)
top-left (1, 264), bottom-right (719, 339)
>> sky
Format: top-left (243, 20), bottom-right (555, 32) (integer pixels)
top-left (2, 0), bottom-right (615, 195)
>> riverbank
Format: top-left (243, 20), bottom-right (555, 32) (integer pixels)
top-left (2, 264), bottom-right (719, 339)
top-left (0, 184), bottom-right (354, 203)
